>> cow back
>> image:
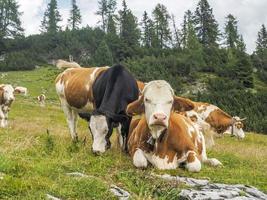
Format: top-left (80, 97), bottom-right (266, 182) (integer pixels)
top-left (92, 64), bottom-right (139, 122)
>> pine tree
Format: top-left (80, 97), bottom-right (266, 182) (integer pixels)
top-left (0, 0), bottom-right (24, 39)
top-left (68, 0), bottom-right (82, 30)
top-left (106, 15), bottom-right (120, 61)
top-left (187, 16), bottom-right (205, 69)
top-left (181, 10), bottom-right (193, 48)
top-left (152, 4), bottom-right (171, 48)
top-left (171, 14), bottom-right (181, 49)
top-left (224, 14), bottom-right (239, 49)
top-left (256, 24), bottom-right (267, 54)
top-left (118, 0), bottom-right (140, 59)
top-left (141, 11), bottom-right (151, 48)
top-left (194, 0), bottom-right (219, 47)
top-left (40, 0), bottom-right (62, 34)
top-left (254, 24), bottom-right (267, 73)
top-left (96, 0), bottom-right (116, 32)
top-left (94, 39), bottom-right (113, 66)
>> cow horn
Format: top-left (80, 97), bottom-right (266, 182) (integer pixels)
top-left (239, 117), bottom-right (247, 121)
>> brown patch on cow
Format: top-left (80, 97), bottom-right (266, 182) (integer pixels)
top-left (187, 152), bottom-right (196, 163)
top-left (55, 67), bottom-right (108, 109)
top-left (128, 112), bottom-right (200, 165)
top-left (137, 81), bottom-right (145, 94)
top-left (127, 115), bottom-right (152, 157)
top-left (0, 87), bottom-right (4, 104)
top-left (236, 122), bottom-right (244, 129)
top-left (205, 109), bottom-right (233, 134)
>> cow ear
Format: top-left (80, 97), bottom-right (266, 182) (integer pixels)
top-left (173, 96), bottom-right (195, 112)
top-left (126, 95), bottom-right (144, 116)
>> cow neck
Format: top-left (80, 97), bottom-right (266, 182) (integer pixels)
top-left (89, 67), bottom-right (109, 103)
top-left (0, 89), bottom-right (3, 105)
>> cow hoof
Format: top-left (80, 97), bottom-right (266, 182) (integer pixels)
top-left (72, 136), bottom-right (78, 143)
top-left (208, 158), bottom-right (222, 167)
top-left (93, 150), bottom-right (102, 156)
top-left (133, 149), bottom-right (148, 168)
top-left (186, 159), bottom-right (201, 172)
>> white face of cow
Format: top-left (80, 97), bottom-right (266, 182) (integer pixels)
top-left (127, 80), bottom-right (195, 140)
top-left (143, 81), bottom-right (174, 138)
top-left (3, 85), bottom-right (15, 103)
top-left (232, 121), bottom-right (245, 139)
top-left (89, 115), bottom-right (109, 153)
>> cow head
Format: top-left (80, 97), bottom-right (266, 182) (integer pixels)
top-left (0, 84), bottom-right (15, 105)
top-left (228, 116), bottom-right (246, 139)
top-left (89, 115), bottom-right (111, 154)
top-left (127, 80), bottom-right (195, 140)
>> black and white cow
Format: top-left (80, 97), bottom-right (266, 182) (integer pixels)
top-left (55, 64), bottom-right (139, 154)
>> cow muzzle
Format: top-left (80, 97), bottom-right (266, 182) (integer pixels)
top-left (150, 113), bottom-right (168, 127)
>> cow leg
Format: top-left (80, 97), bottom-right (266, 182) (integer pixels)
top-left (116, 124), bottom-right (124, 148)
top-left (72, 110), bottom-right (78, 139)
top-left (0, 108), bottom-right (5, 128)
top-left (3, 112), bottom-right (8, 127)
top-left (200, 132), bottom-right (222, 167)
top-left (205, 129), bottom-right (215, 148)
top-left (185, 151), bottom-right (201, 172)
top-left (61, 102), bottom-right (78, 141)
top-left (133, 148), bottom-right (148, 168)
top-left (120, 117), bottom-right (131, 152)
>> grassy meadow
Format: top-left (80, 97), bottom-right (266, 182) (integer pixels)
top-left (0, 67), bottom-right (267, 199)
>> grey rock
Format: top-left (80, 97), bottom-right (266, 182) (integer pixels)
top-left (46, 194), bottom-right (61, 200)
top-left (152, 173), bottom-right (209, 187)
top-left (154, 174), bottom-right (266, 200)
top-left (66, 172), bottom-right (89, 178)
top-left (110, 185), bottom-right (130, 200)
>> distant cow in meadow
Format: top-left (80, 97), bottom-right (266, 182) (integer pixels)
top-left (37, 94), bottom-right (46, 107)
top-left (184, 102), bottom-right (246, 147)
top-left (0, 84), bottom-right (15, 128)
top-left (126, 80), bottom-right (221, 172)
top-left (14, 86), bottom-right (28, 96)
top-left (55, 64), bottom-right (139, 154)
top-left (55, 59), bottom-right (81, 69)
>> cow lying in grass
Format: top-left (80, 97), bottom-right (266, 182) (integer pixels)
top-left (0, 84), bottom-right (15, 128)
top-left (185, 102), bottom-right (246, 147)
top-left (14, 86), bottom-right (28, 96)
top-left (126, 80), bottom-right (221, 172)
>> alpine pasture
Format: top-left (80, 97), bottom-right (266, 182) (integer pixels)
top-left (0, 66), bottom-right (266, 199)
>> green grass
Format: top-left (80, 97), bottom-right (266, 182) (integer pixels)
top-left (0, 67), bottom-right (267, 199)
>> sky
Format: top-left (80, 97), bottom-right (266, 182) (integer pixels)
top-left (17, 0), bottom-right (267, 54)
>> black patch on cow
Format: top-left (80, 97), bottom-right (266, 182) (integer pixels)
top-left (92, 64), bottom-right (139, 122)
top-left (78, 112), bottom-right (91, 121)
top-left (82, 64), bottom-right (139, 151)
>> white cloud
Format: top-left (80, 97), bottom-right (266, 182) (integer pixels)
top-left (18, 0), bottom-right (267, 53)
top-left (17, 0), bottom-right (45, 35)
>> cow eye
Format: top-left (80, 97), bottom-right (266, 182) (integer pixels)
top-left (145, 98), bottom-right (151, 103)
top-left (167, 100), bottom-right (173, 104)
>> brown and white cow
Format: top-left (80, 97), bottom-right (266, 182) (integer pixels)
top-left (37, 94), bottom-right (46, 107)
top-left (55, 67), bottom-right (109, 141)
top-left (187, 102), bottom-right (246, 147)
top-left (0, 84), bottom-right (15, 128)
top-left (14, 86), bottom-right (28, 96)
top-left (127, 80), bottom-right (221, 172)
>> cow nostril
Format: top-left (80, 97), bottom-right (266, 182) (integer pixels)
top-left (153, 113), bottom-right (167, 121)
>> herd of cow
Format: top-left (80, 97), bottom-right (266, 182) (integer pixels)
top-left (0, 62), bottom-right (247, 173)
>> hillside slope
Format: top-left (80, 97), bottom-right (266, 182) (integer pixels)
top-left (0, 67), bottom-right (267, 199)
